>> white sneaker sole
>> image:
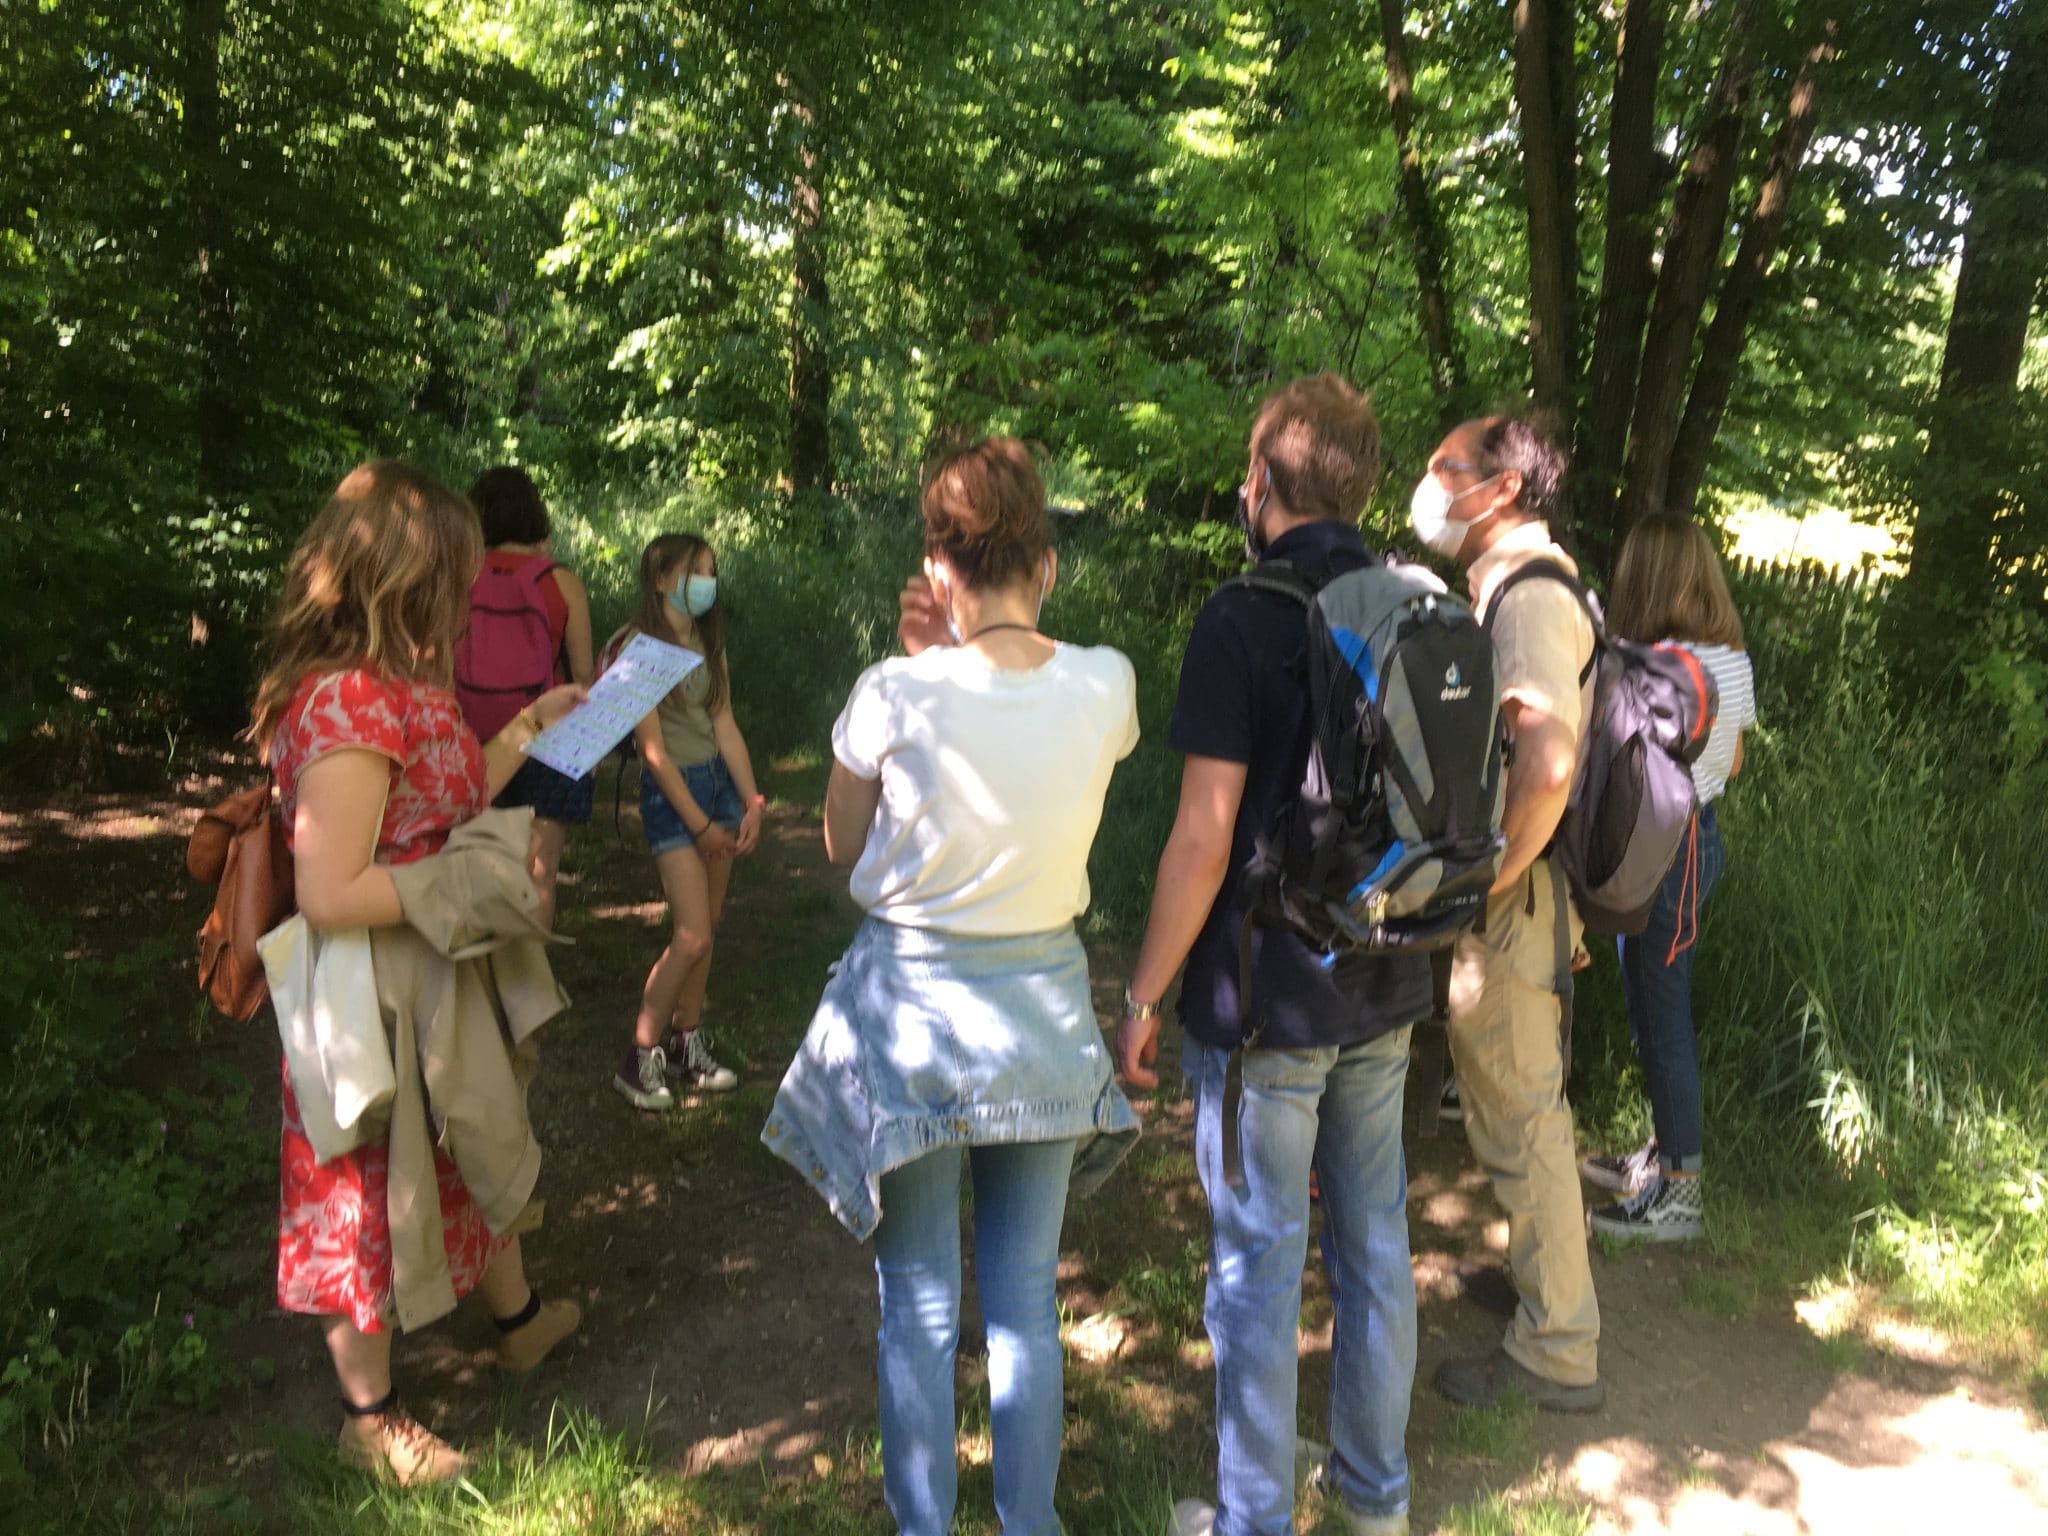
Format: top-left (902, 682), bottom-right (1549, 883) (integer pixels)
top-left (1589, 1211), bottom-right (1704, 1243)
top-left (674, 1072), bottom-right (739, 1093)
top-left (612, 1076), bottom-right (674, 1112)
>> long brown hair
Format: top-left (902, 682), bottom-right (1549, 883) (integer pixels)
top-left (627, 532), bottom-right (727, 711)
top-left (248, 460), bottom-right (483, 751)
top-left (1608, 512), bottom-right (1745, 648)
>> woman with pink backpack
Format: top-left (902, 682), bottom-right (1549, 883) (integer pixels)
top-left (454, 466), bottom-right (596, 925)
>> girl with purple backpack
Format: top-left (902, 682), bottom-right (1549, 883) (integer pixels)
top-left (454, 466), bottom-right (595, 927)
top-left (1581, 514), bottom-right (1756, 1242)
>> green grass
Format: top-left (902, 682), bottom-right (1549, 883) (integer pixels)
top-left (1441, 1396), bottom-right (1536, 1466)
top-left (1113, 1239), bottom-right (1208, 1347)
top-left (1682, 1271), bottom-right (1758, 1323)
top-left (1438, 1486), bottom-right (1597, 1536)
top-left (1809, 1330), bottom-right (1866, 1374)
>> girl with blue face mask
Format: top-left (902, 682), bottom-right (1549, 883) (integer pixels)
top-left (604, 532), bottom-right (767, 1113)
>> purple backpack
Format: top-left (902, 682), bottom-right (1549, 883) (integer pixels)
top-left (455, 556), bottom-right (559, 742)
top-left (1487, 561), bottom-right (1718, 936)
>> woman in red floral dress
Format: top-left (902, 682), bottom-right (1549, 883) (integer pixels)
top-left (251, 461), bottom-right (587, 1484)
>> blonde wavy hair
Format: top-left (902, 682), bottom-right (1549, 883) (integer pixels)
top-left (1607, 511), bottom-right (1745, 649)
top-left (248, 460), bottom-right (483, 751)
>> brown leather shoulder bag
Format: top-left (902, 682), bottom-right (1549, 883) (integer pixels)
top-left (188, 782), bottom-right (296, 1021)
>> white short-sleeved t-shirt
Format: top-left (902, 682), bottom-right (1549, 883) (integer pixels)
top-left (1678, 642), bottom-right (1756, 804)
top-left (831, 642), bottom-right (1141, 936)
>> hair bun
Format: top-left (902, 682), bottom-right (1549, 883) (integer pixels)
top-left (920, 437), bottom-right (1048, 592)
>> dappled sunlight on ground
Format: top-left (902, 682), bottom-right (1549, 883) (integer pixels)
top-left (1565, 1375), bottom-right (2048, 1533)
top-left (0, 800), bottom-right (187, 853)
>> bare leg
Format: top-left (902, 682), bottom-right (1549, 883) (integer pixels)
top-left (475, 1236), bottom-right (532, 1319)
top-left (529, 817), bottom-right (568, 930)
top-left (323, 1315), bottom-right (394, 1408)
top-left (669, 852), bottom-right (733, 1039)
top-left (632, 846), bottom-right (712, 1049)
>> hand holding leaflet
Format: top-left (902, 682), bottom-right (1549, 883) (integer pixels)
top-left (525, 633), bottom-right (701, 779)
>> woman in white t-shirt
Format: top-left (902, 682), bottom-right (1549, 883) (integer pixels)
top-left (1582, 513), bottom-right (1758, 1244)
top-left (762, 438), bottom-right (1140, 1536)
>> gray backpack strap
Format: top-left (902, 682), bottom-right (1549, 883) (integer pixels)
top-left (1415, 949), bottom-right (1454, 1139)
top-left (1217, 561), bottom-right (1319, 609)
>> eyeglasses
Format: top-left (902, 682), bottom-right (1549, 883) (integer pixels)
top-left (1432, 459), bottom-right (1485, 476)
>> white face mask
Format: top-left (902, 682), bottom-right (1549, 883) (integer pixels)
top-left (1409, 471), bottom-right (1501, 559)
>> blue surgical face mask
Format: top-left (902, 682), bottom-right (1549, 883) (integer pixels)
top-left (667, 574), bottom-right (717, 619)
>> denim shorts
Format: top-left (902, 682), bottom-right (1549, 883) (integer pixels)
top-left (640, 757), bottom-right (743, 856)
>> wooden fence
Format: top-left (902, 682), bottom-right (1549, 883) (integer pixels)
top-left (1725, 553), bottom-right (1893, 600)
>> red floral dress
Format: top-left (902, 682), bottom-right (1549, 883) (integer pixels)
top-left (270, 668), bottom-right (503, 1333)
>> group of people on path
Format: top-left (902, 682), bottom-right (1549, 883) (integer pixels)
top-left (248, 371), bottom-right (1752, 1534)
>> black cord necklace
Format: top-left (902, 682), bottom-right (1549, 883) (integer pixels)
top-left (966, 621), bottom-right (1041, 641)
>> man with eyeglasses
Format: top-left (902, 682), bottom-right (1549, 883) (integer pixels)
top-left (1407, 413), bottom-right (1604, 1413)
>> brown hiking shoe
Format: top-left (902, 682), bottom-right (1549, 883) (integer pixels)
top-left (497, 1296), bottom-right (582, 1373)
top-left (337, 1409), bottom-right (468, 1486)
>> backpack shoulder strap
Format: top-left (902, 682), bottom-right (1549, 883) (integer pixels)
top-left (1214, 559), bottom-right (1320, 609)
top-left (1485, 557), bottom-right (1602, 686)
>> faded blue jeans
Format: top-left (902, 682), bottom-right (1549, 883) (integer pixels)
top-left (873, 1138), bottom-right (1078, 1536)
top-left (1185, 1028), bottom-right (1417, 1536)
top-left (1616, 804), bottom-right (1727, 1172)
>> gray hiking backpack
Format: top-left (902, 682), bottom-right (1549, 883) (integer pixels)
top-left (1229, 557), bottom-right (1509, 989)
top-left (1485, 560), bottom-right (1719, 936)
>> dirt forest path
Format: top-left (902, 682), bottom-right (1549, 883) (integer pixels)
top-left (6, 762), bottom-right (2047, 1534)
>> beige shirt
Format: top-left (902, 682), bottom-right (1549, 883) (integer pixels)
top-left (654, 661), bottom-right (720, 767)
top-left (1468, 520), bottom-right (1597, 751)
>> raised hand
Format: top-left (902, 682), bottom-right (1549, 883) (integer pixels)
top-left (897, 574), bottom-right (951, 657)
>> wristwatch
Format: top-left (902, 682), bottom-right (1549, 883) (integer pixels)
top-left (1122, 985), bottom-right (1161, 1022)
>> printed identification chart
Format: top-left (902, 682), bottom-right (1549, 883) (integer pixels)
top-left (525, 632), bottom-right (700, 779)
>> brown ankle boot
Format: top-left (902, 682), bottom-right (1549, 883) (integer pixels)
top-left (337, 1409), bottom-right (467, 1486)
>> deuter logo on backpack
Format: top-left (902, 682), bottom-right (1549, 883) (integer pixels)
top-left (1484, 560), bottom-right (1718, 936)
top-left (1230, 557), bottom-right (1509, 975)
top-left (455, 557), bottom-right (560, 742)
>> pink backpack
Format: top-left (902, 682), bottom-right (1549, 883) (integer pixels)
top-left (455, 556), bottom-right (559, 742)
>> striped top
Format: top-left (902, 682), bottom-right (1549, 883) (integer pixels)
top-left (1677, 642), bottom-right (1755, 804)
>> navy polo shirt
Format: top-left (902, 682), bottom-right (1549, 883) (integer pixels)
top-left (1167, 520), bottom-right (1433, 1051)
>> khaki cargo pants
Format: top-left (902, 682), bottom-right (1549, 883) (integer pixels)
top-left (1446, 857), bottom-right (1599, 1386)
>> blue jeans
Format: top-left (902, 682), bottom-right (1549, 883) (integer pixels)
top-left (1616, 804), bottom-right (1726, 1172)
top-left (873, 1139), bottom-right (1078, 1536)
top-left (1185, 1029), bottom-right (1416, 1536)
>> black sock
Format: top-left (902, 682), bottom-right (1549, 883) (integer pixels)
top-left (495, 1290), bottom-right (541, 1333)
top-left (343, 1390), bottom-right (395, 1418)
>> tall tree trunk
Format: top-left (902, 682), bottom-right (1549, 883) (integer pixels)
top-left (788, 101), bottom-right (832, 497)
top-left (1884, 5), bottom-right (2048, 685)
top-left (1574, 0), bottom-right (1669, 546)
top-left (1665, 20), bottom-right (1839, 518)
top-left (1512, 0), bottom-right (1578, 433)
top-left (1613, 0), bottom-right (1762, 537)
top-left (1378, 0), bottom-right (1464, 422)
top-left (182, 0), bottom-right (235, 504)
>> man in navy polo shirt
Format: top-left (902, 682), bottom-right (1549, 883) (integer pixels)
top-left (1117, 373), bottom-right (1427, 1536)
